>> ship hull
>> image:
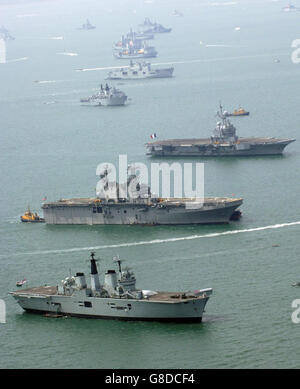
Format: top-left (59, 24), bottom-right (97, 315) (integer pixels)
top-left (107, 68), bottom-right (174, 80)
top-left (11, 292), bottom-right (209, 322)
top-left (81, 95), bottom-right (127, 106)
top-left (147, 138), bottom-right (295, 157)
top-left (42, 199), bottom-right (242, 225)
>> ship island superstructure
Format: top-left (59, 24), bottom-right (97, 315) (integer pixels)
top-left (146, 105), bottom-right (295, 157)
top-left (10, 252), bottom-right (212, 322)
top-left (42, 165), bottom-right (243, 225)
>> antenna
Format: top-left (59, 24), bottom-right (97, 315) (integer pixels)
top-left (113, 255), bottom-right (123, 273)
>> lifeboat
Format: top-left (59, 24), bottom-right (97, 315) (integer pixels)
top-left (20, 208), bottom-right (45, 223)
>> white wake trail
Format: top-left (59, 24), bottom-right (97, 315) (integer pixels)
top-left (77, 52), bottom-right (288, 72)
top-left (3, 221), bottom-right (300, 258)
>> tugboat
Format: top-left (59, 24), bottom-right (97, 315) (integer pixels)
top-left (80, 84), bottom-right (128, 106)
top-left (10, 252), bottom-right (212, 322)
top-left (20, 207), bottom-right (45, 223)
top-left (146, 104), bottom-right (295, 157)
top-left (226, 107), bottom-right (250, 117)
top-left (78, 19), bottom-right (96, 30)
top-left (107, 61), bottom-right (174, 80)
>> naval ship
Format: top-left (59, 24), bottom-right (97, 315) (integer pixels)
top-left (41, 165), bottom-right (243, 225)
top-left (139, 18), bottom-right (172, 34)
top-left (114, 44), bottom-right (157, 59)
top-left (107, 61), bottom-right (174, 80)
top-left (10, 252), bottom-right (212, 322)
top-left (114, 29), bottom-right (154, 51)
top-left (146, 105), bottom-right (295, 157)
top-left (80, 84), bottom-right (127, 106)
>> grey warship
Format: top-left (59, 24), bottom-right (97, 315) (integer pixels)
top-left (10, 252), bottom-right (212, 322)
top-left (146, 105), bottom-right (295, 157)
top-left (80, 84), bottom-right (127, 106)
top-left (107, 61), bottom-right (174, 80)
top-left (42, 166), bottom-right (243, 225)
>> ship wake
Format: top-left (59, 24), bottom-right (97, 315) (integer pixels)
top-left (4, 221), bottom-right (300, 258)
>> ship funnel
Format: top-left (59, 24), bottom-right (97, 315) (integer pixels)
top-left (90, 252), bottom-right (101, 291)
top-left (104, 270), bottom-right (117, 291)
top-left (75, 272), bottom-right (87, 289)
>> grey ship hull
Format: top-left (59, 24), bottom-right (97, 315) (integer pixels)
top-left (146, 137), bottom-right (295, 157)
top-left (11, 287), bottom-right (210, 322)
top-left (42, 198), bottom-right (242, 225)
top-left (107, 68), bottom-right (174, 80)
top-left (81, 95), bottom-right (127, 106)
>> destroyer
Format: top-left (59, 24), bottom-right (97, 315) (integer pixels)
top-left (107, 61), bottom-right (174, 80)
top-left (139, 18), bottom-right (172, 34)
top-left (41, 166), bottom-right (243, 225)
top-left (80, 84), bottom-right (127, 106)
top-left (146, 104), bottom-right (295, 157)
top-left (78, 19), bottom-right (96, 30)
top-left (10, 252), bottom-right (212, 322)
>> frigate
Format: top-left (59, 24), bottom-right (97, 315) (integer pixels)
top-left (41, 165), bottom-right (243, 225)
top-left (78, 19), bottom-right (96, 30)
top-left (139, 18), bottom-right (172, 34)
top-left (107, 61), bottom-right (174, 80)
top-left (10, 252), bottom-right (212, 322)
top-left (80, 84), bottom-right (127, 106)
top-left (146, 105), bottom-right (295, 157)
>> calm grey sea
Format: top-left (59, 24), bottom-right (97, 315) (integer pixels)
top-left (0, 0), bottom-right (300, 369)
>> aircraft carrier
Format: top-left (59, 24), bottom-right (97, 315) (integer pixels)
top-left (41, 166), bottom-right (243, 225)
top-left (146, 105), bottom-right (295, 157)
top-left (10, 252), bottom-right (212, 322)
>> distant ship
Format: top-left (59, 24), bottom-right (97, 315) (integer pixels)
top-left (146, 104), bottom-right (295, 157)
top-left (0, 26), bottom-right (15, 41)
top-left (114, 29), bottom-right (154, 50)
top-left (139, 18), bottom-right (172, 34)
top-left (78, 19), bottom-right (96, 30)
top-left (171, 10), bottom-right (184, 17)
top-left (10, 252), bottom-right (213, 322)
top-left (282, 4), bottom-right (299, 12)
top-left (41, 165), bottom-right (243, 225)
top-left (80, 84), bottom-right (127, 106)
top-left (225, 107), bottom-right (250, 117)
top-left (107, 61), bottom-right (174, 80)
top-left (114, 45), bottom-right (157, 59)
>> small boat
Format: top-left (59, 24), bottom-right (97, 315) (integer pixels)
top-left (20, 207), bottom-right (45, 223)
top-left (226, 108), bottom-right (250, 117)
top-left (16, 279), bottom-right (27, 287)
top-left (292, 282), bottom-right (300, 287)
